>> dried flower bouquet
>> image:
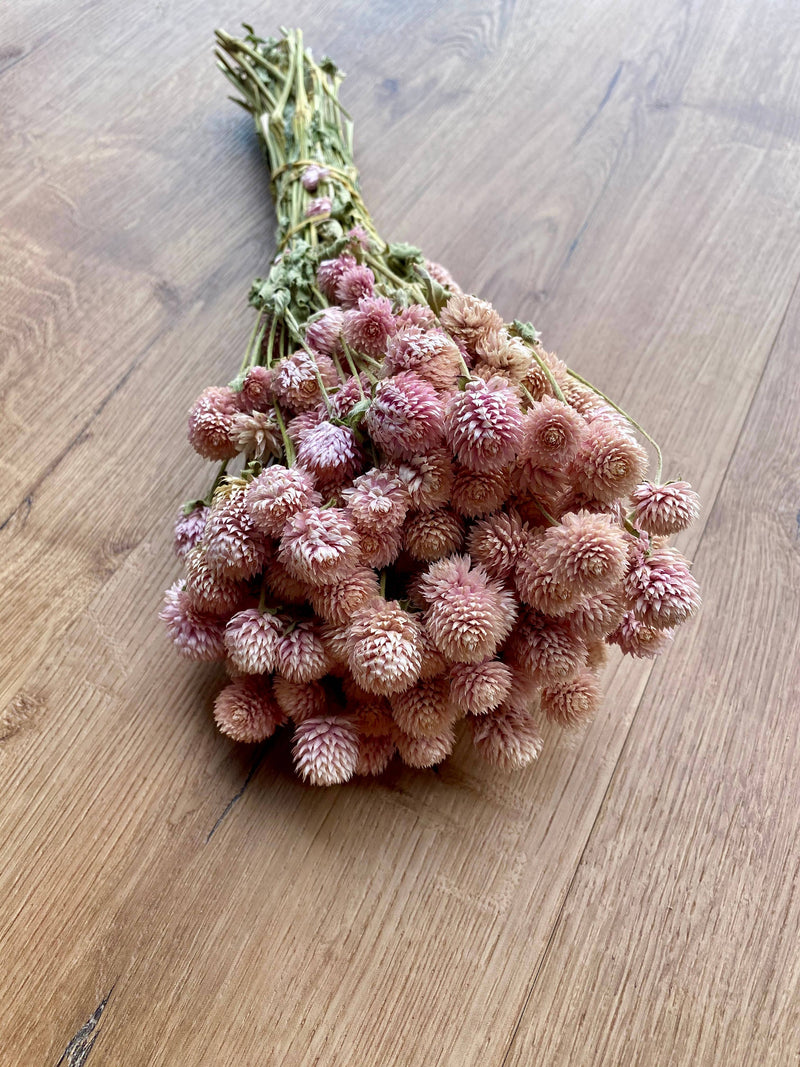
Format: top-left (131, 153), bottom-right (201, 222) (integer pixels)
top-left (161, 27), bottom-right (701, 785)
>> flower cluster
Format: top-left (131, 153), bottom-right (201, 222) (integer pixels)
top-left (161, 27), bottom-right (701, 786)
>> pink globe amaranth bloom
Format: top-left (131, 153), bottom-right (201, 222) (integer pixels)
top-left (571, 417), bottom-right (648, 504)
top-left (343, 294), bottom-right (397, 357)
top-left (307, 567), bottom-right (380, 625)
top-left (305, 195), bottom-right (332, 217)
top-left (343, 468), bottom-right (409, 533)
top-left (608, 611), bottom-right (674, 658)
top-left (160, 582), bottom-right (226, 661)
top-left (520, 355), bottom-right (553, 403)
top-left (246, 465), bottom-right (322, 539)
top-left (630, 480), bottom-right (700, 536)
top-left (349, 693), bottom-right (395, 737)
top-left (506, 666), bottom-right (541, 714)
top-left (515, 539), bottom-right (587, 617)
top-left (445, 376), bottom-right (525, 473)
top-left (623, 546), bottom-right (700, 629)
top-left (346, 598), bottom-right (423, 695)
top-left (187, 386), bottom-right (239, 460)
top-left (275, 619), bottom-right (330, 683)
top-left (394, 449), bottom-right (454, 511)
top-left (317, 251), bottom-right (357, 301)
top-left (469, 705), bottom-right (543, 770)
top-left (183, 545), bottom-right (247, 613)
top-left (522, 396), bottom-right (586, 469)
top-left (439, 292), bottom-right (503, 351)
top-left (424, 258), bottom-right (461, 293)
top-left (224, 608), bottom-right (282, 674)
top-left (305, 307), bottom-right (345, 357)
top-left (320, 622), bottom-right (350, 668)
top-left (231, 409), bottom-right (282, 459)
top-left (390, 674), bottom-right (457, 739)
top-left (537, 510), bottom-right (628, 599)
top-left (506, 612), bottom-right (587, 686)
top-left (264, 557), bottom-right (308, 605)
top-left (467, 509), bottom-right (529, 582)
top-left (287, 406), bottom-right (326, 447)
top-left (293, 715), bottom-right (360, 785)
top-left (540, 670), bottom-right (601, 728)
top-left (347, 224), bottom-right (371, 251)
top-left (383, 327), bottom-right (462, 391)
top-left (355, 733), bottom-right (395, 775)
top-left (330, 373), bottom-right (371, 419)
top-left (475, 331), bottom-right (533, 384)
top-left (394, 725), bottom-right (455, 769)
top-left (239, 366), bottom-right (274, 412)
top-left (358, 524), bottom-right (403, 569)
top-left (296, 421), bottom-right (364, 484)
top-left (417, 622), bottom-right (449, 679)
top-left (214, 676), bottom-right (286, 743)
top-left (397, 303), bottom-right (436, 330)
top-left (278, 506), bottom-right (360, 586)
top-left (554, 487), bottom-right (620, 519)
top-left (366, 371), bottom-right (446, 460)
top-left (273, 676), bottom-right (328, 723)
top-left (449, 659), bottom-right (513, 715)
top-left (301, 164), bottom-right (330, 191)
top-left (513, 459), bottom-right (567, 504)
top-left (203, 480), bottom-right (266, 580)
top-left (173, 504), bottom-right (208, 561)
top-left (564, 588), bottom-right (626, 640)
top-left (404, 507), bottom-right (465, 562)
top-left (272, 351), bottom-right (339, 413)
top-left (336, 265), bottom-right (376, 310)
top-left (420, 555), bottom-right (517, 664)
top-left (451, 466), bottom-right (510, 518)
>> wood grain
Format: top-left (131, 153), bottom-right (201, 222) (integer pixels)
top-left (1, 1), bottom-right (799, 1064)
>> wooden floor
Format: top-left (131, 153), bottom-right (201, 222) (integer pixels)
top-left (2, 1), bottom-right (799, 1063)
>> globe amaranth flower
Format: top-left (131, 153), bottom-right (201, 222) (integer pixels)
top-left (564, 588), bottom-right (626, 640)
top-left (540, 670), bottom-right (601, 728)
top-left (475, 330), bottom-right (533, 383)
top-left (343, 294), bottom-right (397, 357)
top-left (571, 416), bottom-right (648, 503)
top-left (246, 465), bottom-right (322, 539)
top-left (307, 567), bottom-right (380, 626)
top-left (345, 598), bottom-right (423, 695)
top-left (238, 366), bottom-right (274, 412)
top-left (623, 546), bottom-right (700, 629)
top-left (173, 504), bottom-right (208, 561)
top-left (522, 396), bottom-right (586, 469)
top-left (439, 292), bottom-right (503, 352)
top-left (279, 506), bottom-right (360, 586)
top-left (293, 715), bottom-right (360, 785)
top-left (213, 676), bottom-right (286, 743)
top-left (419, 555), bottom-right (516, 664)
top-left (305, 307), bottom-right (344, 357)
top-left (424, 258), bottom-right (461, 293)
top-left (159, 582), bottom-right (226, 661)
top-left (608, 611), bottom-right (675, 658)
top-left (358, 524), bottom-right (404, 569)
top-left (317, 251), bottom-right (356, 301)
top-left (224, 608), bottom-right (282, 674)
top-left (230, 409), bottom-right (282, 460)
top-left (366, 371), bottom-right (446, 460)
top-left (396, 303), bottom-right (436, 330)
top-left (343, 468), bottom-right (409, 534)
top-left (404, 507), bottom-right (465, 562)
top-left (275, 619), bottom-right (330, 683)
top-left (390, 674), bottom-right (456, 739)
top-left (336, 265), bottom-right (376, 310)
top-left (394, 725), bottom-right (455, 769)
top-left (187, 385), bottom-right (240, 460)
top-left (296, 420), bottom-right (364, 484)
top-left (355, 734), bottom-right (395, 775)
top-left (466, 509), bottom-right (529, 582)
top-left (444, 375), bottom-right (525, 473)
top-left (383, 327), bottom-right (462, 391)
top-left (451, 467), bottom-right (510, 518)
top-left (272, 351), bottom-right (339, 413)
top-left (203, 480), bottom-right (266, 580)
top-left (263, 557), bottom-right (308, 605)
top-left (536, 510), bottom-right (628, 600)
top-left (449, 659), bottom-right (513, 715)
top-left (394, 448), bottom-right (454, 511)
top-left (630, 480), bottom-right (700, 536)
top-left (469, 705), bottom-right (543, 770)
top-left (272, 676), bottom-right (328, 723)
top-left (505, 612), bottom-right (586, 686)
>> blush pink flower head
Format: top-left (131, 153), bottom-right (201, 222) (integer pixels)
top-left (246, 465), bottom-right (322, 538)
top-left (305, 195), bottom-right (331, 217)
top-left (358, 524), bottom-right (404, 569)
top-left (317, 251), bottom-right (356, 301)
top-left (564, 589), bottom-right (626, 640)
top-left (275, 619), bottom-right (330, 683)
top-left (345, 598), bottom-right (423, 695)
top-left (343, 295), bottom-right (397, 357)
top-left (224, 608), bottom-right (282, 674)
top-left (419, 555), bottom-right (517, 664)
top-left (608, 610), bottom-right (675, 658)
top-left (397, 303), bottom-right (436, 330)
top-left (231, 409), bottom-right (282, 460)
top-left (424, 259), bottom-right (461, 293)
top-left (571, 417), bottom-right (648, 504)
top-left (623, 545), bottom-right (700, 629)
top-left (469, 705), bottom-right (543, 770)
top-left (451, 467), bottom-right (510, 518)
top-left (366, 371), bottom-right (446, 460)
top-left (307, 566), bottom-right (380, 625)
top-left (475, 331), bottom-right (533, 384)
top-left (301, 164), bottom-right (329, 191)
top-left (239, 366), bottom-right (274, 412)
top-left (630, 480), bottom-right (700, 536)
top-left (355, 734), bottom-right (395, 775)
top-left (336, 264), bottom-right (376, 309)
top-left (343, 468), bottom-right (409, 533)
top-left (296, 420), bottom-right (364, 484)
top-left (293, 715), bottom-right (360, 785)
top-left (515, 538), bottom-right (587, 617)
top-left (279, 506), bottom-right (360, 586)
top-left (187, 386), bottom-right (239, 460)
top-left (305, 307), bottom-right (344, 357)
top-left (537, 510), bottom-right (628, 599)
top-left (347, 224), bottom-right (371, 251)
top-left (214, 676), bottom-right (286, 743)
top-left (449, 659), bottom-right (513, 715)
top-left (272, 351), bottom-right (339, 413)
top-left (523, 396), bottom-right (586, 469)
top-left (394, 726), bottom-right (455, 768)
top-left (394, 449), bottom-right (454, 511)
top-left (444, 375), bottom-right (525, 473)
top-left (540, 670), bottom-right (601, 728)
top-left (173, 504), bottom-right (208, 561)
top-left (384, 327), bottom-right (462, 391)
top-left (506, 612), bottom-right (586, 686)
top-left (160, 582), bottom-right (226, 661)
top-left (404, 507), bottom-right (465, 562)
top-left (439, 292), bottom-right (503, 351)
top-left (273, 676), bottom-right (328, 723)
top-left (183, 545), bottom-right (246, 614)
top-left (287, 406), bottom-right (326, 447)
top-left (203, 480), bottom-right (266, 580)
top-left (466, 509), bottom-right (529, 581)
top-left (390, 674), bottom-right (457, 739)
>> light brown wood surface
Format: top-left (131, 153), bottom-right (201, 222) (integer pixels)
top-left (2, 2), bottom-right (799, 1064)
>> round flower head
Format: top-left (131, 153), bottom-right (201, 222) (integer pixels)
top-left (571, 417), bottom-right (648, 504)
top-left (417, 622), bottom-right (449, 679)
top-left (346, 598), bottom-right (423, 695)
top-left (424, 258), bottom-right (461, 293)
top-left (336, 264), bottom-right (376, 309)
top-left (246, 465), bottom-right (322, 539)
top-left (444, 376), bottom-right (524, 473)
top-left (293, 715), bottom-right (360, 786)
top-left (608, 611), bottom-right (675, 658)
top-left (272, 676), bottom-right (328, 723)
top-left (513, 459), bottom-right (567, 505)
top-left (305, 307), bottom-right (344, 357)
top-left (287, 406), bottom-right (325, 446)
top-left (301, 164), bottom-right (329, 191)
top-left (383, 327), bottom-right (462, 391)
top-left (343, 295), bottom-right (397, 357)
top-left (394, 449), bottom-right (454, 511)
top-left (451, 467), bottom-right (510, 518)
top-left (404, 507), bottom-right (465, 562)
top-left (506, 666), bottom-right (541, 714)
top-left (239, 365), bottom-right (274, 413)
top-left (159, 582), bottom-right (226, 661)
top-left (520, 354), bottom-right (553, 403)
top-left (173, 503), bottom-right (208, 561)
top-left (224, 608), bottom-right (282, 674)
top-left (187, 386), bottom-right (239, 460)
top-left (264, 557), bottom-right (308, 605)
top-left (347, 224), bottom-right (371, 251)
top-left (476, 330), bottom-right (533, 383)
top-left (449, 659), bottom-right (513, 716)
top-left (540, 670), bottom-right (601, 728)
top-left (623, 546), bottom-right (700, 629)
top-left (515, 539), bottom-right (587, 617)
top-left (506, 612), bottom-right (586, 686)
top-left (420, 555), bottom-right (517, 664)
top-left (348, 691), bottom-right (395, 737)
top-left (523, 397), bottom-right (586, 469)
top-left (272, 351), bottom-right (339, 413)
top-left (390, 674), bottom-right (456, 739)
top-left (469, 705), bottom-right (543, 770)
top-left (355, 734), bottom-right (395, 776)
top-left (203, 480), bottom-right (266, 580)
top-left (317, 251), bottom-right (356, 301)
top-left (305, 195), bottom-right (331, 218)
top-left (296, 421), bottom-right (364, 484)
top-left (564, 589), bottom-right (626, 640)
top-left (397, 303), bottom-right (436, 330)
top-left (366, 371), bottom-right (445, 460)
top-left (537, 510), bottom-right (628, 599)
top-left (213, 676), bottom-right (285, 743)
top-left (275, 619), bottom-right (330, 684)
top-left (278, 506), bottom-right (360, 586)
top-left (585, 640), bottom-right (609, 672)
top-left (343, 468), bottom-right (409, 534)
top-left (630, 480), bottom-right (700, 536)
top-left (358, 524), bottom-right (403, 569)
top-left (307, 567), bottom-right (380, 625)
top-left (439, 292), bottom-right (503, 352)
top-left (394, 725), bottom-right (455, 769)
top-left (466, 509), bottom-right (529, 581)
top-left (230, 409), bottom-right (282, 460)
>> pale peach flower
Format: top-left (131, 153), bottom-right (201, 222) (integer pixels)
top-left (187, 386), bottom-right (239, 460)
top-left (159, 582), bottom-right (226, 661)
top-left (355, 734), bottom-right (395, 775)
top-left (231, 410), bottom-right (282, 459)
top-left (451, 467), bottom-right (510, 518)
top-left (404, 507), bottom-right (465, 561)
top-left (420, 555), bottom-right (517, 663)
top-left (346, 598), bottom-right (423, 695)
top-left (275, 619), bottom-right (330, 683)
top-left (466, 509), bottom-right (529, 581)
top-left (224, 608), bottom-right (282, 674)
top-left (394, 449), bottom-right (454, 511)
top-left (506, 612), bottom-right (587, 686)
top-left (390, 674), bottom-right (456, 738)
top-left (343, 469), bottom-right (409, 533)
top-left (439, 292), bottom-right (503, 351)
top-left (449, 659), bottom-right (513, 715)
top-left (571, 417), bottom-right (648, 503)
top-left (307, 567), bottom-right (380, 625)
top-left (540, 670), bottom-right (601, 728)
top-left (279, 506), bottom-right (360, 586)
top-left (272, 351), bottom-right (338, 413)
top-left (623, 546), bottom-right (700, 629)
top-left (445, 376), bottom-right (525, 473)
top-left (366, 371), bottom-right (446, 460)
top-left (608, 611), bottom-right (675, 658)
top-left (293, 715), bottom-right (360, 785)
top-left (469, 705), bottom-right (543, 769)
top-left (246, 465), bottom-right (322, 538)
top-left (272, 676), bottom-right (328, 722)
top-left (213, 676), bottom-right (286, 743)
top-left (630, 480), bottom-right (700, 536)
top-left (394, 725), bottom-right (456, 768)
